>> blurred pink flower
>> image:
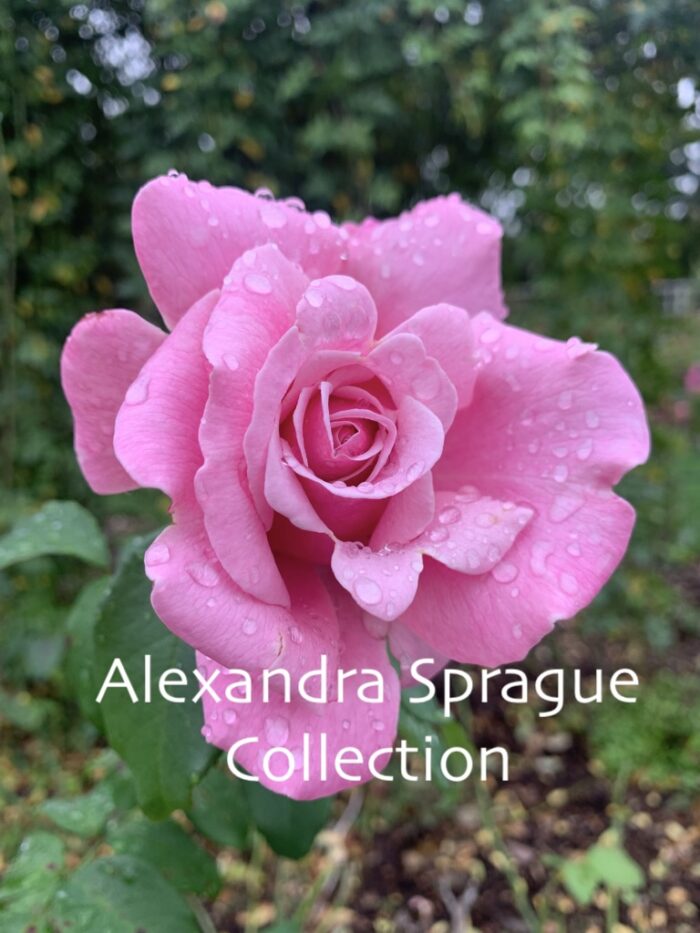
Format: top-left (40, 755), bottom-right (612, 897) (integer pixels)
top-left (61, 175), bottom-right (649, 796)
top-left (684, 363), bottom-right (700, 395)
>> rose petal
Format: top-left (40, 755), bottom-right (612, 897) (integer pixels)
top-left (404, 312), bottom-right (650, 664)
top-left (133, 175), bottom-right (347, 329)
top-left (370, 472), bottom-right (435, 548)
top-left (196, 246), bottom-right (308, 607)
top-left (414, 490), bottom-right (534, 575)
top-left (385, 303), bottom-right (477, 409)
top-left (61, 309), bottom-right (166, 493)
top-left (199, 583), bottom-right (400, 799)
top-left (331, 540), bottom-right (424, 621)
top-left (368, 332), bottom-right (458, 430)
top-left (344, 194), bottom-right (507, 336)
top-left (113, 291), bottom-right (218, 504)
top-left (145, 512), bottom-right (339, 677)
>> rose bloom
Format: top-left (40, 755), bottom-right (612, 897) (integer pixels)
top-left (62, 175), bottom-right (649, 798)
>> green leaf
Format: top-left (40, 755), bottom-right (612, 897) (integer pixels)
top-left (0, 832), bottom-right (65, 932)
top-left (0, 501), bottom-right (109, 570)
top-left (188, 765), bottom-right (251, 850)
top-left (94, 536), bottom-right (215, 818)
top-left (108, 819), bottom-right (220, 897)
top-left (560, 855), bottom-right (599, 905)
top-left (39, 784), bottom-right (116, 838)
top-left (245, 783), bottom-right (332, 860)
top-left (587, 843), bottom-right (644, 891)
top-left (65, 577), bottom-right (112, 728)
top-left (51, 855), bottom-right (200, 933)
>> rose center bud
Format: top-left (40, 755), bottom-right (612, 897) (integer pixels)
top-left (303, 393), bottom-right (380, 483)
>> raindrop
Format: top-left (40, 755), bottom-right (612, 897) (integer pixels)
top-left (353, 577), bottom-right (382, 605)
top-left (577, 438), bottom-right (593, 461)
top-left (146, 543), bottom-right (170, 566)
top-left (187, 562), bottom-right (219, 587)
top-left (223, 709), bottom-right (237, 725)
top-left (559, 572), bottom-right (579, 595)
top-left (428, 526), bottom-right (449, 543)
top-left (480, 327), bottom-right (500, 345)
top-left (438, 505), bottom-right (460, 525)
top-left (585, 410), bottom-right (600, 429)
top-left (406, 461), bottom-right (424, 482)
top-left (492, 561), bottom-right (518, 583)
top-left (305, 288), bottom-right (324, 308)
top-left (125, 377), bottom-right (149, 405)
top-left (558, 390), bottom-right (573, 411)
top-left (259, 202), bottom-right (287, 229)
top-left (411, 369), bottom-right (441, 401)
top-left (244, 272), bottom-right (273, 295)
top-left (264, 715), bottom-right (290, 744)
top-left (242, 618), bottom-right (258, 635)
top-left (549, 493), bottom-right (584, 523)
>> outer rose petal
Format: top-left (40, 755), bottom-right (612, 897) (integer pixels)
top-left (401, 494), bottom-right (637, 666)
top-left (196, 245), bottom-right (309, 607)
top-left (199, 585), bottom-right (401, 799)
top-left (404, 313), bottom-right (650, 665)
top-left (344, 194), bottom-right (507, 336)
top-left (60, 309), bottom-right (166, 493)
top-left (145, 512), bottom-right (339, 678)
top-left (133, 175), bottom-right (347, 329)
top-left (114, 291), bottom-right (219, 505)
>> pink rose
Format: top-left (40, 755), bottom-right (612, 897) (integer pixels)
top-left (61, 175), bottom-right (649, 798)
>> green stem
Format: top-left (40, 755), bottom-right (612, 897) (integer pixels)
top-left (453, 704), bottom-right (542, 932)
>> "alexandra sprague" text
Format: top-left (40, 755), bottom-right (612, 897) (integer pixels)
top-left (94, 655), bottom-right (639, 785)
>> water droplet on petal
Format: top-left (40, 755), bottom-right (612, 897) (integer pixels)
top-left (242, 618), bottom-right (258, 635)
top-left (558, 390), bottom-right (573, 411)
top-left (492, 561), bottom-right (519, 583)
top-left (480, 327), bottom-right (500, 345)
top-left (259, 201), bottom-right (287, 228)
top-left (146, 543), bottom-right (170, 566)
top-left (411, 368), bottom-right (441, 401)
top-left (585, 410), bottom-right (600, 429)
top-left (187, 562), bottom-right (219, 587)
top-left (428, 526), bottom-right (449, 543)
top-left (264, 715), bottom-right (290, 744)
top-left (305, 288), bottom-right (324, 308)
top-left (549, 493), bottom-right (585, 523)
top-left (354, 577), bottom-right (382, 605)
top-left (125, 377), bottom-right (150, 405)
top-left (559, 572), bottom-right (579, 595)
top-left (223, 709), bottom-right (237, 725)
top-left (244, 272), bottom-right (272, 295)
top-left (406, 461), bottom-right (424, 483)
top-left (289, 625), bottom-right (303, 644)
top-left (553, 464), bottom-right (568, 483)
top-left (438, 505), bottom-right (460, 525)
top-left (577, 438), bottom-right (593, 461)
